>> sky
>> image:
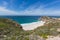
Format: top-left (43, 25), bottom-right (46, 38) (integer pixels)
top-left (0, 0), bottom-right (60, 16)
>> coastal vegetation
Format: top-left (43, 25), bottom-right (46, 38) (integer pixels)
top-left (0, 18), bottom-right (24, 40)
top-left (0, 16), bottom-right (60, 40)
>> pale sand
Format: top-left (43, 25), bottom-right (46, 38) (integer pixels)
top-left (46, 36), bottom-right (60, 40)
top-left (21, 21), bottom-right (45, 30)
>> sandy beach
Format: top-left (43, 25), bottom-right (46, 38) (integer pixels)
top-left (21, 21), bottom-right (45, 30)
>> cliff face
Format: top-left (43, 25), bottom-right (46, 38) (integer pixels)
top-left (0, 18), bottom-right (23, 40)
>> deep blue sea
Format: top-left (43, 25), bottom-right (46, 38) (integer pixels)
top-left (0, 16), bottom-right (40, 24)
top-left (0, 16), bottom-right (60, 24)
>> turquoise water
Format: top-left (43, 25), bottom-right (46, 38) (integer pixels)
top-left (0, 16), bottom-right (60, 24)
top-left (0, 16), bottom-right (40, 24)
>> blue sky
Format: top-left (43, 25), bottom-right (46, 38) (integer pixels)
top-left (0, 0), bottom-right (60, 16)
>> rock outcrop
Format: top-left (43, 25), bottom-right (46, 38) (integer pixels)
top-left (39, 16), bottom-right (60, 25)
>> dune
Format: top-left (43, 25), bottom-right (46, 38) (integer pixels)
top-left (21, 21), bottom-right (45, 30)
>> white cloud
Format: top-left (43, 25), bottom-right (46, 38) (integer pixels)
top-left (0, 6), bottom-right (18, 15)
top-left (0, 0), bottom-right (60, 16)
top-left (41, 0), bottom-right (60, 9)
top-left (26, 6), bottom-right (60, 15)
top-left (18, 0), bottom-right (60, 16)
top-left (0, 0), bottom-right (18, 15)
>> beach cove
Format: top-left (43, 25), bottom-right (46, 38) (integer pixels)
top-left (21, 21), bottom-right (45, 30)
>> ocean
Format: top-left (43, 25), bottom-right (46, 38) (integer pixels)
top-left (0, 16), bottom-right (40, 24)
top-left (0, 16), bottom-right (60, 24)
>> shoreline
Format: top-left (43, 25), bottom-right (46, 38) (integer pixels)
top-left (21, 21), bottom-right (45, 30)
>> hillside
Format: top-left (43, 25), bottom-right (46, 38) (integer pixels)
top-left (25, 16), bottom-right (60, 40)
top-left (0, 16), bottom-right (60, 40)
top-left (33, 16), bottom-right (60, 39)
top-left (0, 18), bottom-right (25, 40)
